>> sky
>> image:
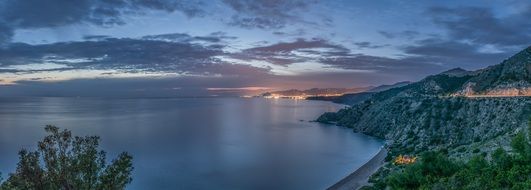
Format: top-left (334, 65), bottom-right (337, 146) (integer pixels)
top-left (0, 0), bottom-right (530, 97)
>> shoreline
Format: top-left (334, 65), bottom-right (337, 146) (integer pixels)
top-left (327, 147), bottom-right (387, 190)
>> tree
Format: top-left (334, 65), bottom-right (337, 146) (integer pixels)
top-left (511, 132), bottom-right (527, 157)
top-left (380, 117), bottom-right (531, 189)
top-left (0, 125), bottom-right (133, 190)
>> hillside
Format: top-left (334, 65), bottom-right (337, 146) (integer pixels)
top-left (455, 47), bottom-right (531, 97)
top-left (367, 81), bottom-right (411, 92)
top-left (317, 46), bottom-right (531, 158)
top-left (306, 92), bottom-right (375, 105)
top-left (307, 81), bottom-right (410, 105)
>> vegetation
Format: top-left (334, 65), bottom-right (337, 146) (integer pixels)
top-left (319, 46), bottom-right (531, 190)
top-left (0, 125), bottom-right (133, 190)
top-left (366, 119), bottom-right (531, 190)
top-left (318, 46), bottom-right (531, 158)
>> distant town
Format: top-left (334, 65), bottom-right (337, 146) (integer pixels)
top-left (258, 87), bottom-right (370, 99)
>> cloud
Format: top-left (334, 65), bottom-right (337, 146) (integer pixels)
top-left (402, 38), bottom-right (512, 68)
top-left (426, 5), bottom-right (531, 47)
top-left (0, 0), bottom-right (207, 44)
top-left (371, 5), bottom-right (529, 71)
top-left (130, 0), bottom-right (206, 17)
top-left (353, 42), bottom-right (389, 49)
top-left (245, 38), bottom-right (347, 53)
top-left (0, 39), bottom-right (215, 71)
top-left (0, 0), bottom-right (323, 45)
top-left (378, 30), bottom-right (420, 40)
top-left (0, 37), bottom-right (273, 79)
top-left (230, 38), bottom-right (349, 65)
top-left (230, 37), bottom-right (449, 76)
top-left (83, 35), bottom-right (111, 41)
top-left (0, 22), bottom-right (13, 45)
top-left (230, 38), bottom-right (449, 75)
top-left (2, 0), bottom-right (206, 27)
top-left (222, 0), bottom-right (317, 29)
top-left (272, 29), bottom-right (306, 36)
top-left (141, 32), bottom-right (236, 43)
top-left (378, 31), bottom-right (395, 39)
top-left (318, 54), bottom-right (444, 75)
top-left (2, 0), bottom-right (114, 28)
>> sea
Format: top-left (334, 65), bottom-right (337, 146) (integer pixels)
top-left (0, 97), bottom-right (382, 190)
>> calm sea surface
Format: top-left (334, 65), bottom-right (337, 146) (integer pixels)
top-left (0, 97), bottom-right (382, 190)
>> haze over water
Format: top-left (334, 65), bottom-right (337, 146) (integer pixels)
top-left (0, 97), bottom-right (382, 190)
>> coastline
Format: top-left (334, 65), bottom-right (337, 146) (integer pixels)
top-left (327, 147), bottom-right (387, 190)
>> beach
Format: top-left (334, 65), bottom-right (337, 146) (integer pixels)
top-left (327, 147), bottom-right (388, 190)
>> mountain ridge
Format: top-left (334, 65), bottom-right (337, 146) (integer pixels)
top-left (317, 46), bottom-right (531, 158)
top-left (453, 47), bottom-right (531, 97)
top-left (306, 81), bottom-right (411, 105)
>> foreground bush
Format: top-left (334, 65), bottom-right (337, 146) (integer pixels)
top-left (368, 120), bottom-right (531, 190)
top-left (0, 125), bottom-right (133, 190)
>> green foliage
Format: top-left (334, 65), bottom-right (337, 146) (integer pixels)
top-left (0, 125), bottom-right (133, 190)
top-left (373, 120), bottom-right (531, 189)
top-left (511, 131), bottom-right (528, 158)
top-left (386, 152), bottom-right (459, 190)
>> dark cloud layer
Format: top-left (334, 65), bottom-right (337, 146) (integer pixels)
top-left (0, 22), bottom-right (13, 45)
top-left (223, 0), bottom-right (317, 29)
top-left (231, 36), bottom-right (514, 76)
top-left (403, 38), bottom-right (510, 65)
top-left (379, 30), bottom-right (420, 40)
top-left (232, 38), bottom-right (446, 74)
top-left (353, 42), bottom-right (389, 49)
top-left (83, 35), bottom-right (112, 41)
top-left (0, 36), bottom-right (448, 97)
top-left (427, 6), bottom-right (531, 47)
top-left (231, 38), bottom-right (349, 65)
top-left (0, 36), bottom-right (271, 77)
top-left (245, 38), bottom-right (347, 53)
top-left (1, 0), bottom-right (205, 27)
top-left (398, 34), bottom-right (520, 73)
top-left (0, 0), bottom-right (206, 44)
top-left (318, 55), bottom-right (444, 76)
top-left (1, 39), bottom-right (215, 70)
top-left (0, 0), bottom-right (321, 45)
top-left (141, 32), bottom-right (236, 43)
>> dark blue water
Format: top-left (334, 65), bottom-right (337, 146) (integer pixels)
top-left (0, 97), bottom-right (382, 190)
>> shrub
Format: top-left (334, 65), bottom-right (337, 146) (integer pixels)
top-left (374, 119), bottom-right (531, 189)
top-left (0, 125), bottom-right (134, 190)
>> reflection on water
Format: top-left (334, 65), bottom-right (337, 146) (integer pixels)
top-left (0, 97), bottom-right (382, 190)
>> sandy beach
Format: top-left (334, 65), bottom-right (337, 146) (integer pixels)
top-left (327, 147), bottom-right (388, 190)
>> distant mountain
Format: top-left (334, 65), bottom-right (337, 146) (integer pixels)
top-left (317, 46), bottom-right (531, 159)
top-left (306, 92), bottom-right (375, 105)
top-left (262, 87), bottom-right (371, 97)
top-left (368, 81), bottom-right (411, 92)
top-left (307, 81), bottom-right (411, 105)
